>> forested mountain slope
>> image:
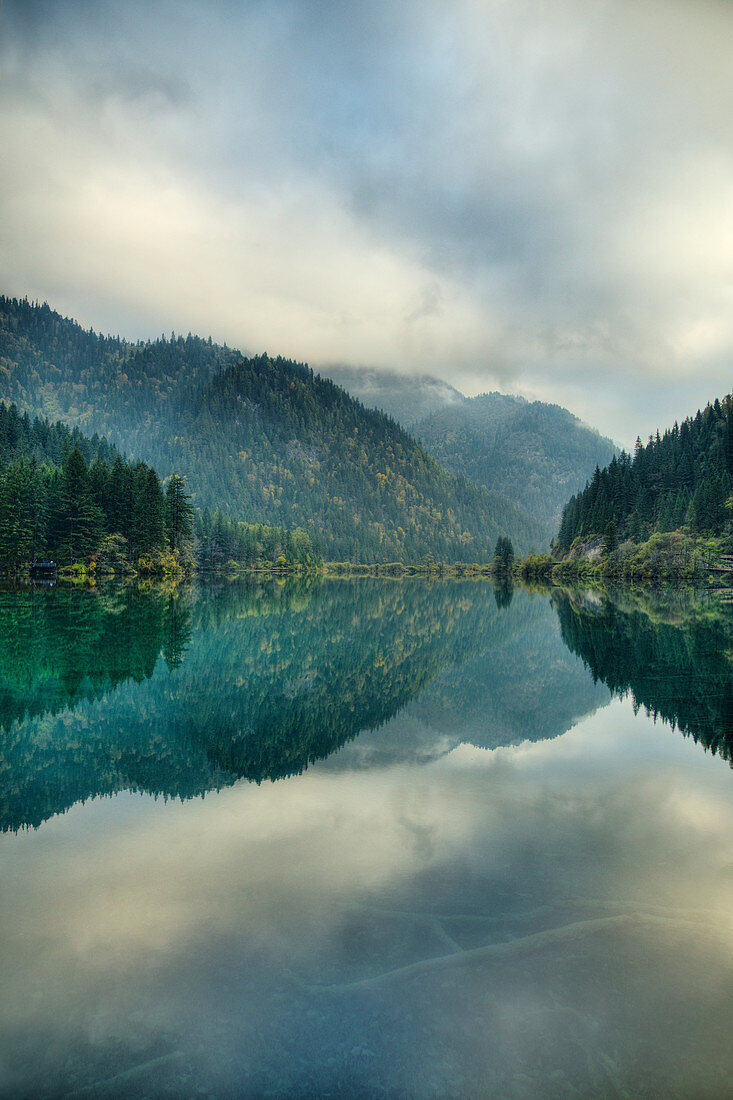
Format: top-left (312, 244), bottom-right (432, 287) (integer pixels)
top-left (0, 399), bottom-right (120, 469)
top-left (412, 393), bottom-right (618, 541)
top-left (0, 297), bottom-right (239, 446)
top-left (0, 297), bottom-right (545, 560)
top-left (555, 395), bottom-right (733, 553)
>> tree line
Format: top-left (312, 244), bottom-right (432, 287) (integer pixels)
top-left (194, 509), bottom-right (321, 570)
top-left (555, 395), bottom-right (733, 553)
top-left (0, 402), bottom-right (319, 572)
top-left (0, 445), bottom-right (190, 573)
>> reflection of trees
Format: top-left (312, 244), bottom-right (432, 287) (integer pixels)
top-left (0, 584), bottom-right (199, 831)
top-left (1, 578), bottom-right (614, 832)
top-left (493, 583), bottom-right (514, 610)
top-left (401, 588), bottom-right (611, 754)
top-left (2, 579), bottom-right (517, 829)
top-left (178, 580), bottom-right (517, 782)
top-left (0, 584), bottom-right (193, 733)
top-left (555, 588), bottom-right (733, 764)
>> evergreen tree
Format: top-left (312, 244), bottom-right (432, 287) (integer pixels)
top-left (58, 447), bottom-right (104, 566)
top-left (603, 520), bottom-right (618, 555)
top-left (165, 475), bottom-right (194, 552)
top-left (493, 536), bottom-right (515, 574)
top-left (0, 459), bottom-right (35, 568)
top-left (556, 393), bottom-right (733, 552)
top-left (0, 404), bottom-right (238, 572)
top-left (144, 467), bottom-right (167, 553)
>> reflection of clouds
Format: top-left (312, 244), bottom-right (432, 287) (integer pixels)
top-left (2, 698), bottom-right (733, 1093)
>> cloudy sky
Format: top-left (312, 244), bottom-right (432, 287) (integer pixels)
top-left (2, 0), bottom-right (733, 444)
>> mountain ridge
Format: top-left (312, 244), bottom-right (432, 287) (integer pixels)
top-left (412, 391), bottom-right (618, 540)
top-left (0, 295), bottom-right (545, 561)
top-left (320, 366), bottom-right (618, 542)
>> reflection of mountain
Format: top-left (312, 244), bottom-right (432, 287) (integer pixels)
top-left (0, 584), bottom-right (214, 832)
top-left (173, 579), bottom-right (491, 784)
top-left (414, 592), bottom-right (612, 750)
top-left (2, 579), bottom-right (610, 831)
top-left (329, 589), bottom-right (611, 769)
top-left (0, 581), bottom-right (313, 831)
top-left (555, 588), bottom-right (733, 764)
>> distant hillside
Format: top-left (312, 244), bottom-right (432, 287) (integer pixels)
top-left (0, 297), bottom-right (545, 561)
top-left (323, 365), bottom-right (464, 426)
top-left (413, 393), bottom-right (618, 541)
top-left (555, 395), bottom-right (733, 553)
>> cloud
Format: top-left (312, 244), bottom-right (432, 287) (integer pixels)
top-left (2, 0), bottom-right (733, 443)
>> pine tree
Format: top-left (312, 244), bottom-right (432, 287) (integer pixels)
top-left (493, 536), bottom-right (515, 574)
top-left (0, 461), bottom-right (35, 569)
top-left (603, 520), bottom-right (618, 555)
top-left (165, 475), bottom-right (193, 552)
top-left (58, 447), bottom-right (103, 565)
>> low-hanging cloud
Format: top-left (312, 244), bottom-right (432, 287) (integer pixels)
top-left (2, 0), bottom-right (733, 444)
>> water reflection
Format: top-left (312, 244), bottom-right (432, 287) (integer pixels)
top-left (3, 580), bottom-right (733, 1097)
top-left (1, 579), bottom-right (607, 832)
top-left (0, 583), bottom-right (192, 733)
top-left (555, 586), bottom-right (733, 765)
top-left (3, 703), bottom-right (733, 1098)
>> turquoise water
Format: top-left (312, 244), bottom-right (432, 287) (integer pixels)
top-left (1, 580), bottom-right (733, 1098)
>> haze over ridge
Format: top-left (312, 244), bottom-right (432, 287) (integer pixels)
top-left (2, 0), bottom-right (733, 446)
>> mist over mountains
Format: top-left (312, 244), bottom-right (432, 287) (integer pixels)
top-left (0, 296), bottom-right (616, 559)
top-left (323, 365), bottom-right (465, 427)
top-left (0, 296), bottom-right (545, 561)
top-left (325, 364), bottom-right (618, 542)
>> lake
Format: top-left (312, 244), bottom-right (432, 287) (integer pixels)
top-left (1, 578), bottom-right (733, 1098)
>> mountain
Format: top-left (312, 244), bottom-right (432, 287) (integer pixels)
top-left (555, 395), bottom-right (733, 553)
top-left (0, 296), bottom-right (545, 561)
top-left (412, 393), bottom-right (618, 542)
top-left (324, 369), bottom-right (619, 544)
top-left (323, 365), bottom-right (464, 426)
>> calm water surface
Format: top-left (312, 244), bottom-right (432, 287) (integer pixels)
top-left (1, 579), bottom-right (733, 1098)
